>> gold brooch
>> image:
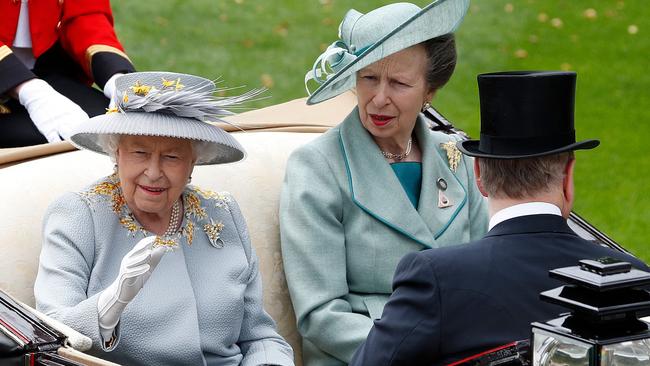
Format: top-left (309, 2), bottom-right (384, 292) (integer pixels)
top-left (440, 141), bottom-right (462, 172)
top-left (204, 219), bottom-right (225, 248)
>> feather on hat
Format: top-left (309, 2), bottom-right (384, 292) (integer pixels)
top-left (70, 72), bottom-right (263, 165)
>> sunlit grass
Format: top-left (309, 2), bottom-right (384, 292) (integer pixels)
top-left (112, 0), bottom-right (649, 260)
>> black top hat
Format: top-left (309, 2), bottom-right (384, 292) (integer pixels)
top-left (457, 71), bottom-right (599, 159)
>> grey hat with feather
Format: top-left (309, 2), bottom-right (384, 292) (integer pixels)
top-left (70, 71), bottom-right (261, 165)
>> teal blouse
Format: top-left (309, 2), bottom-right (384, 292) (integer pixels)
top-left (390, 162), bottom-right (422, 209)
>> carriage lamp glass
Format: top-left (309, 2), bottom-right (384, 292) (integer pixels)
top-left (531, 258), bottom-right (650, 366)
top-left (534, 329), bottom-right (591, 366)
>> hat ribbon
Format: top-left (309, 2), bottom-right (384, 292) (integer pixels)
top-left (304, 40), bottom-right (368, 95)
top-left (478, 131), bottom-right (576, 155)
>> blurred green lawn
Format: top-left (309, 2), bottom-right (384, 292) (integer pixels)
top-left (112, 0), bottom-right (649, 260)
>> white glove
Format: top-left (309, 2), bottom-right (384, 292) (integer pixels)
top-left (103, 73), bottom-right (123, 109)
top-left (97, 236), bottom-right (166, 341)
top-left (17, 78), bottom-right (89, 142)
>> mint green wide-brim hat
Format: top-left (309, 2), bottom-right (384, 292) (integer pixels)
top-left (305, 0), bottom-right (470, 105)
top-left (70, 72), bottom-right (262, 165)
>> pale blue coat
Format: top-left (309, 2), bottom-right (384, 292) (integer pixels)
top-left (35, 176), bottom-right (294, 366)
top-left (280, 109), bottom-right (488, 366)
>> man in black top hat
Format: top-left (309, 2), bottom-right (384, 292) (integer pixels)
top-left (350, 71), bottom-right (649, 366)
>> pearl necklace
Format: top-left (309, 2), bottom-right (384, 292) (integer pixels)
top-left (163, 200), bottom-right (181, 237)
top-left (380, 138), bottom-right (412, 161)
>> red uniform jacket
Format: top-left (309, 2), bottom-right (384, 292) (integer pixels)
top-left (0, 0), bottom-right (135, 94)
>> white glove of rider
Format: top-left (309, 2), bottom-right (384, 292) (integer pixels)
top-left (97, 236), bottom-right (167, 342)
top-left (17, 78), bottom-right (89, 142)
top-left (103, 73), bottom-right (123, 109)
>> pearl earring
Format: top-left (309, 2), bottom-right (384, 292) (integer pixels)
top-left (421, 102), bottom-right (431, 112)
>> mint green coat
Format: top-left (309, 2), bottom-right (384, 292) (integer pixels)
top-left (280, 109), bottom-right (488, 366)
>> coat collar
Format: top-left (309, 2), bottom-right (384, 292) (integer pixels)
top-left (486, 214), bottom-right (576, 238)
top-left (79, 174), bottom-right (231, 249)
top-left (337, 108), bottom-right (468, 248)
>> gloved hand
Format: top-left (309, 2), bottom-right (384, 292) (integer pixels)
top-left (17, 78), bottom-right (89, 142)
top-left (97, 236), bottom-right (167, 341)
top-left (103, 73), bottom-right (123, 109)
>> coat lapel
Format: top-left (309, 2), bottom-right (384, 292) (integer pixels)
top-left (415, 118), bottom-right (468, 239)
top-left (338, 109), bottom-right (467, 249)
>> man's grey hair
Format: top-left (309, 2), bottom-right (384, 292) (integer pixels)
top-left (97, 134), bottom-right (212, 165)
top-left (478, 152), bottom-right (574, 199)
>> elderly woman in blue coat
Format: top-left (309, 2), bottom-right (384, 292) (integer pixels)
top-left (280, 0), bottom-right (487, 365)
top-left (34, 72), bottom-right (294, 366)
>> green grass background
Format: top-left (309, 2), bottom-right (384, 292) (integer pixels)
top-left (111, 0), bottom-right (649, 260)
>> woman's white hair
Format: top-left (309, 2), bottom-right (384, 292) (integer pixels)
top-left (97, 134), bottom-right (212, 165)
top-left (97, 134), bottom-right (121, 163)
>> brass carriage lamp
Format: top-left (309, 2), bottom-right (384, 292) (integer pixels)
top-left (532, 258), bottom-right (650, 366)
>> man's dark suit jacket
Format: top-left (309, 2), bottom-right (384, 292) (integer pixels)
top-left (350, 214), bottom-right (649, 366)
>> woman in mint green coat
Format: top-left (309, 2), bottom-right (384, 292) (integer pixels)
top-left (280, 1), bottom-right (487, 365)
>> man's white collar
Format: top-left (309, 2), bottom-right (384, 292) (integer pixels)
top-left (489, 202), bottom-right (562, 230)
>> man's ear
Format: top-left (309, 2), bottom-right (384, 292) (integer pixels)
top-left (561, 157), bottom-right (576, 217)
top-left (474, 158), bottom-right (488, 197)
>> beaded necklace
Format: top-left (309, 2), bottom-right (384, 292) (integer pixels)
top-left (163, 200), bottom-right (181, 237)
